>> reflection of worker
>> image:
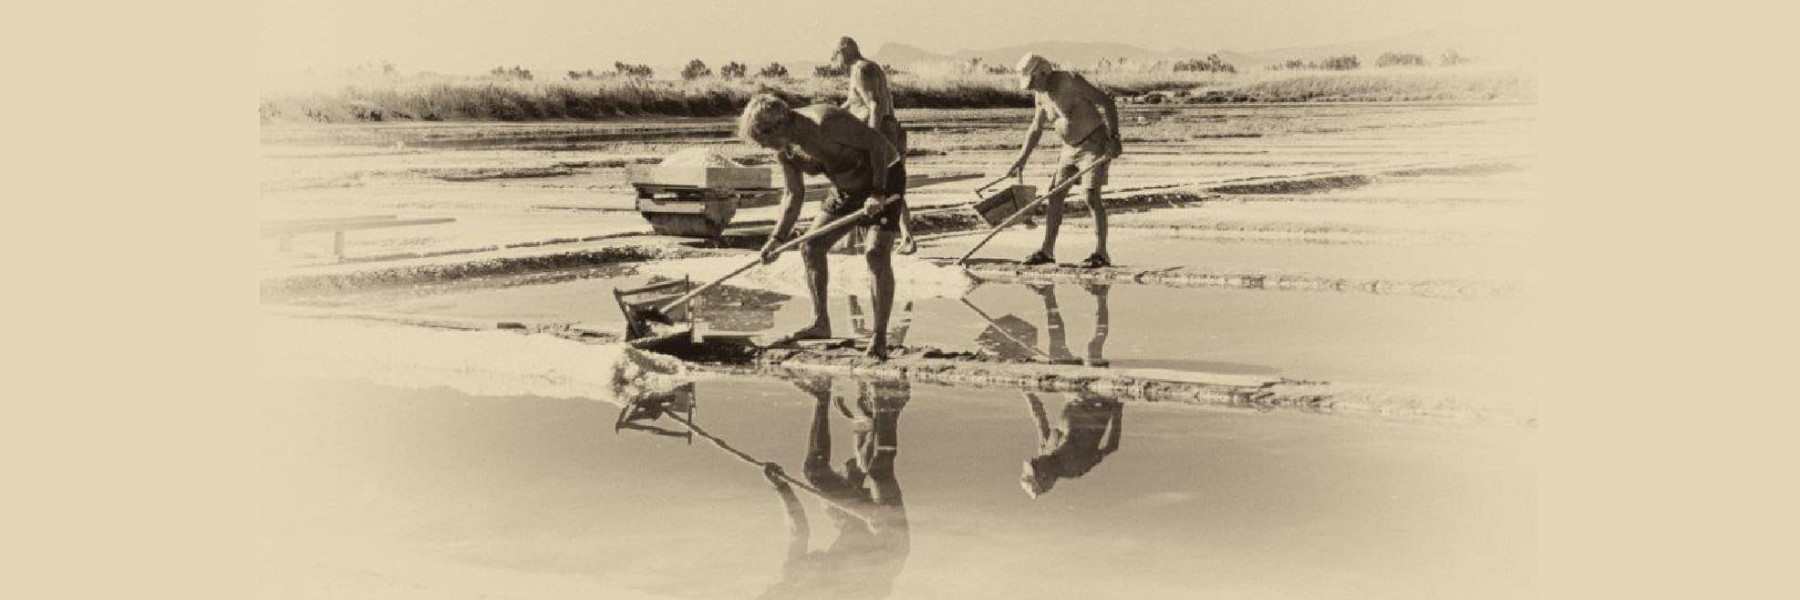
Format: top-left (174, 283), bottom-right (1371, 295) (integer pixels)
top-left (971, 283), bottom-right (1112, 366)
top-left (1005, 53), bottom-right (1123, 269)
top-left (1021, 391), bottom-right (1123, 498)
top-left (741, 94), bottom-right (904, 360)
top-left (833, 37), bottom-right (916, 255)
top-left (1083, 283), bottom-right (1111, 367)
top-left (760, 377), bottom-right (911, 599)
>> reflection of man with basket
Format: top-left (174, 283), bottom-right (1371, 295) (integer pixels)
top-left (1005, 53), bottom-right (1123, 268)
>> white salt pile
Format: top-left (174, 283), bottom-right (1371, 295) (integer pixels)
top-left (657, 147), bottom-right (744, 168)
top-left (260, 317), bottom-right (689, 406)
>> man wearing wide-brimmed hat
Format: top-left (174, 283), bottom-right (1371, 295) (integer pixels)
top-left (1006, 53), bottom-right (1123, 268)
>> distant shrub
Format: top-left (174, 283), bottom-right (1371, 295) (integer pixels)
top-left (1316, 55), bottom-right (1360, 70)
top-left (613, 62), bottom-right (653, 79)
top-left (1174, 54), bottom-right (1237, 74)
top-left (566, 69), bottom-right (600, 81)
top-left (489, 66), bottom-right (533, 81)
top-left (681, 59), bottom-right (711, 80)
top-left (813, 64), bottom-right (847, 78)
top-left (758, 62), bottom-right (789, 78)
top-left (720, 61), bottom-right (747, 79)
top-left (1377, 53), bottom-right (1427, 68)
top-left (1440, 49), bottom-right (1472, 67)
top-left (1269, 56), bottom-right (1361, 71)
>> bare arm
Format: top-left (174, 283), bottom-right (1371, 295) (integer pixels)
top-left (850, 62), bottom-right (890, 132)
top-left (856, 126), bottom-right (898, 195)
top-left (1024, 392), bottom-right (1052, 443)
top-left (1099, 402), bottom-right (1123, 456)
top-left (763, 463), bottom-right (810, 562)
top-left (761, 156), bottom-right (806, 260)
top-left (1010, 104), bottom-right (1046, 176)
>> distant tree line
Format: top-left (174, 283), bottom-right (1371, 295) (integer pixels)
top-left (1268, 55), bottom-right (1361, 71)
top-left (1268, 49), bottom-right (1475, 71)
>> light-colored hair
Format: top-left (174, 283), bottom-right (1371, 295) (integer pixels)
top-left (837, 36), bottom-right (862, 62)
top-left (737, 94), bottom-right (792, 146)
top-left (1016, 52), bottom-right (1054, 76)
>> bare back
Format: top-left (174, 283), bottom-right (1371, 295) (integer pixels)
top-left (843, 60), bottom-right (906, 154)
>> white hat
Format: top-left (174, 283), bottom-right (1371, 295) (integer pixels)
top-left (1016, 53), bottom-right (1052, 89)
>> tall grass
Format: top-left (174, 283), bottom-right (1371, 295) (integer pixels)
top-left (260, 67), bottom-right (1533, 124)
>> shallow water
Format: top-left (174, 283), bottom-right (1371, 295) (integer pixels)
top-left (262, 375), bottom-right (1534, 599)
top-left (310, 272), bottom-right (1529, 401)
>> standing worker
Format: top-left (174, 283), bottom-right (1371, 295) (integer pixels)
top-left (1005, 53), bottom-right (1124, 268)
top-left (833, 37), bottom-right (917, 254)
top-left (739, 94), bottom-right (904, 360)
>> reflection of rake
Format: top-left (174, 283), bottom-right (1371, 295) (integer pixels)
top-left (960, 296), bottom-right (1052, 362)
top-left (615, 392), bottom-right (877, 526)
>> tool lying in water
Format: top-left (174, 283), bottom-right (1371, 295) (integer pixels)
top-left (619, 195), bottom-right (906, 341)
top-left (955, 156), bottom-right (1113, 266)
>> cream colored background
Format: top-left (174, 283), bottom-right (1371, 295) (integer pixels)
top-left (13, 1), bottom-right (1792, 599)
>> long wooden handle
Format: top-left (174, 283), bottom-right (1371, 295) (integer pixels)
top-left (655, 195), bottom-right (901, 313)
top-left (955, 156), bottom-right (1112, 265)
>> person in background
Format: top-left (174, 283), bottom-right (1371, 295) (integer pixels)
top-left (1006, 53), bottom-right (1123, 268)
top-left (832, 37), bottom-right (917, 255)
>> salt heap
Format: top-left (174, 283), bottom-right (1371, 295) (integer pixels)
top-left (657, 147), bottom-right (744, 168)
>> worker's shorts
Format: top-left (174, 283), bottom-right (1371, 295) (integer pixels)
top-left (1056, 131), bottom-right (1112, 190)
top-left (821, 159), bottom-right (907, 232)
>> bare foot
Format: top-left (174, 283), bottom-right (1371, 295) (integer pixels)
top-left (771, 322), bottom-right (833, 346)
top-left (863, 340), bottom-right (890, 362)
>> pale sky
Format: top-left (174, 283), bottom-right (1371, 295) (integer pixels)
top-left (262, 0), bottom-right (1534, 75)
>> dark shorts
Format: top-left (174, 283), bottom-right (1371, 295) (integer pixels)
top-left (821, 159), bottom-right (907, 232)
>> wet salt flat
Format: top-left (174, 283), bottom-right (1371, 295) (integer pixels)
top-left (260, 102), bottom-right (1538, 598)
top-left (292, 269), bottom-right (1529, 403)
top-left (262, 376), bottom-right (1534, 600)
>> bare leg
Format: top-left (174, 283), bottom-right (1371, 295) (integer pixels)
top-left (1085, 284), bottom-right (1111, 365)
top-left (786, 213), bottom-right (855, 343)
top-left (863, 227), bottom-right (898, 360)
top-left (1038, 285), bottom-right (1074, 361)
top-left (1040, 189), bottom-right (1066, 258)
top-left (1087, 187), bottom-right (1109, 260)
